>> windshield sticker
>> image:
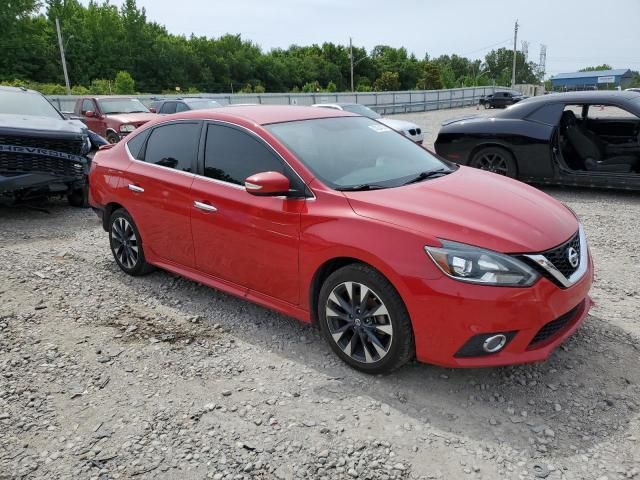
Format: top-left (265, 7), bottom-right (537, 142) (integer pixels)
top-left (368, 124), bottom-right (391, 133)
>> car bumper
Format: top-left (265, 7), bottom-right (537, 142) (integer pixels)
top-left (406, 256), bottom-right (593, 368)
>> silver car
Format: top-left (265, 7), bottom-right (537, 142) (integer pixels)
top-left (312, 103), bottom-right (425, 144)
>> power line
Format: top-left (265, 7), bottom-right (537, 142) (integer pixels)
top-left (462, 37), bottom-right (512, 56)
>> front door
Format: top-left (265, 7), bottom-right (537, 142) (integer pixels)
top-left (190, 122), bottom-right (305, 305)
top-left (120, 121), bottom-right (202, 268)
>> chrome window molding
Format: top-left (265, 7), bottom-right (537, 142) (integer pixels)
top-left (523, 225), bottom-right (588, 288)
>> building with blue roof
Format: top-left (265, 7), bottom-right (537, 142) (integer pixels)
top-left (550, 69), bottom-right (633, 91)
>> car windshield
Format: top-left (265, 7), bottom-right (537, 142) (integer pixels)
top-left (98, 98), bottom-right (150, 114)
top-left (266, 117), bottom-right (451, 189)
top-left (186, 100), bottom-right (222, 110)
top-left (340, 104), bottom-right (382, 119)
top-left (0, 90), bottom-right (63, 119)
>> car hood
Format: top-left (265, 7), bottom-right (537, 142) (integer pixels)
top-left (105, 112), bottom-right (157, 124)
top-left (378, 117), bottom-right (421, 132)
top-left (0, 114), bottom-right (86, 137)
top-left (343, 166), bottom-right (577, 253)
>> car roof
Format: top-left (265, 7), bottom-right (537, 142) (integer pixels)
top-left (161, 105), bottom-right (355, 125)
top-left (521, 90), bottom-right (639, 105)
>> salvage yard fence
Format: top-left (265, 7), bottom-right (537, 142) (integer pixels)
top-left (48, 86), bottom-right (513, 116)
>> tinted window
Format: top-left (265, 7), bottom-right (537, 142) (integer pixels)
top-left (204, 124), bottom-right (287, 185)
top-left (266, 117), bottom-right (448, 189)
top-left (160, 102), bottom-right (177, 114)
top-left (144, 122), bottom-right (200, 172)
top-left (526, 103), bottom-right (564, 125)
top-left (175, 102), bottom-right (190, 113)
top-left (82, 99), bottom-right (95, 113)
top-left (126, 129), bottom-right (150, 160)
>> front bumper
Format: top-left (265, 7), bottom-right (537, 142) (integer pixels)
top-left (406, 255), bottom-right (593, 368)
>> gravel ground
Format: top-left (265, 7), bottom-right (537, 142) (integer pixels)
top-left (1, 107), bottom-right (639, 480)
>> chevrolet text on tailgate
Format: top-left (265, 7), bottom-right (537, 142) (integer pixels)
top-left (89, 105), bottom-right (593, 374)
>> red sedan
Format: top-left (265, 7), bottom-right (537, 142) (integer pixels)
top-left (89, 105), bottom-right (593, 373)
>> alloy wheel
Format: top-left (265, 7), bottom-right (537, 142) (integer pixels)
top-left (111, 217), bottom-right (139, 269)
top-left (325, 281), bottom-right (393, 364)
top-left (476, 152), bottom-right (508, 175)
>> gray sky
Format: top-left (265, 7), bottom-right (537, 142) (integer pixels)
top-left (102, 0), bottom-right (639, 77)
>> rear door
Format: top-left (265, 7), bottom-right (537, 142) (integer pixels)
top-left (120, 121), bottom-right (202, 268)
top-left (190, 122), bottom-right (305, 304)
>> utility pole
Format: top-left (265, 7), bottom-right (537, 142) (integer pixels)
top-left (538, 45), bottom-right (547, 83)
top-left (350, 37), bottom-right (354, 92)
top-left (55, 18), bottom-right (71, 95)
top-left (511, 20), bottom-right (519, 87)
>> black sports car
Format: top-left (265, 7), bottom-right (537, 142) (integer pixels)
top-left (435, 91), bottom-right (640, 190)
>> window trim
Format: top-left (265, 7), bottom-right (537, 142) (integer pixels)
top-left (198, 120), bottom-right (314, 199)
top-left (124, 119), bottom-right (203, 177)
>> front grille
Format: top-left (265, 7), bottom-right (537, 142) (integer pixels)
top-left (0, 135), bottom-right (84, 156)
top-left (528, 302), bottom-right (582, 348)
top-left (0, 152), bottom-right (85, 178)
top-left (541, 231), bottom-right (581, 278)
top-left (0, 134), bottom-right (86, 179)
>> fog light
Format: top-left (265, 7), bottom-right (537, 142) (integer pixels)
top-left (454, 331), bottom-right (517, 358)
top-left (483, 334), bottom-right (507, 353)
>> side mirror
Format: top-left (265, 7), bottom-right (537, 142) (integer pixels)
top-left (244, 171), bottom-right (290, 196)
top-left (85, 110), bottom-right (95, 118)
top-left (149, 107), bottom-right (157, 113)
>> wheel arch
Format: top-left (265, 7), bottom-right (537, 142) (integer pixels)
top-left (102, 201), bottom-right (125, 231)
top-left (308, 256), bottom-right (407, 326)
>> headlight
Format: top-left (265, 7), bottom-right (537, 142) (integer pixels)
top-left (119, 124), bottom-right (135, 133)
top-left (425, 240), bottom-right (539, 287)
top-left (81, 135), bottom-right (91, 155)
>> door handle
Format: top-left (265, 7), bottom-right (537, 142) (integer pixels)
top-left (128, 184), bottom-right (144, 193)
top-left (193, 201), bottom-right (217, 212)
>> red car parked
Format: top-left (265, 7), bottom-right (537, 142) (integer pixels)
top-left (89, 106), bottom-right (593, 373)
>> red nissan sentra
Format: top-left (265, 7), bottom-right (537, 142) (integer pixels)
top-left (89, 105), bottom-right (593, 373)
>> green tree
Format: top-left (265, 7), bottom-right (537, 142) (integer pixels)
top-left (373, 71), bottom-right (400, 91)
top-left (114, 71), bottom-right (135, 94)
top-left (484, 48), bottom-right (539, 85)
top-left (579, 64), bottom-right (613, 72)
top-left (325, 81), bottom-right (337, 92)
top-left (416, 62), bottom-right (443, 90)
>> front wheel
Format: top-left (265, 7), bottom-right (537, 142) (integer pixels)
top-left (484, 102), bottom-right (491, 109)
top-left (470, 146), bottom-right (517, 178)
top-left (108, 209), bottom-right (154, 276)
top-left (318, 264), bottom-right (414, 374)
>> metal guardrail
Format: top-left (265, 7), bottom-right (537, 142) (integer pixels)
top-left (47, 86), bottom-right (509, 115)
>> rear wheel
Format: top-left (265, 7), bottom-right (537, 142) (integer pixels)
top-left (108, 209), bottom-right (154, 276)
top-left (318, 264), bottom-right (414, 374)
top-left (470, 146), bottom-right (517, 178)
top-left (484, 102), bottom-right (491, 109)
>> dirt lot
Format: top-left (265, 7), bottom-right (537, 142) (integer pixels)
top-left (1, 107), bottom-right (639, 480)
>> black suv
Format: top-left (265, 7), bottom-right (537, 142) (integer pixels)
top-left (0, 86), bottom-right (106, 206)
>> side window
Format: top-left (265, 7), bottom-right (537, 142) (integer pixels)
top-left (526, 103), bottom-right (564, 125)
top-left (160, 102), bottom-right (177, 114)
top-left (125, 129), bottom-right (150, 160)
top-left (204, 124), bottom-right (293, 186)
top-left (144, 122), bottom-right (200, 172)
top-left (587, 105), bottom-right (637, 120)
top-left (175, 102), bottom-right (190, 113)
top-left (81, 99), bottom-right (95, 113)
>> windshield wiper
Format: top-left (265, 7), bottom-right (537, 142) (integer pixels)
top-left (335, 184), bottom-right (387, 191)
top-left (402, 168), bottom-right (451, 185)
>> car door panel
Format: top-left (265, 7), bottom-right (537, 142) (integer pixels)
top-left (190, 179), bottom-right (302, 304)
top-left (120, 121), bottom-right (201, 268)
top-left (190, 122), bottom-right (303, 305)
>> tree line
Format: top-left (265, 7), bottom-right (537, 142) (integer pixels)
top-left (3, 0), bottom-right (547, 95)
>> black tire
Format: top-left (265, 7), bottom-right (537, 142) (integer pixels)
top-left (67, 186), bottom-right (89, 208)
top-left (470, 146), bottom-right (517, 178)
top-left (108, 209), bottom-right (154, 276)
top-left (318, 263), bottom-right (414, 374)
top-left (106, 132), bottom-right (120, 144)
top-left (484, 102), bottom-right (491, 109)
